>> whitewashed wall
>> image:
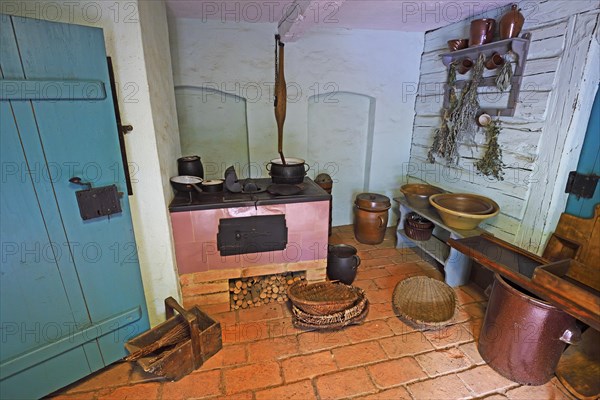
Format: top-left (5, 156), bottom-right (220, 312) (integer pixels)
top-left (168, 19), bottom-right (424, 225)
top-left (407, 1), bottom-right (599, 252)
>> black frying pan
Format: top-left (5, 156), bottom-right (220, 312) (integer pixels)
top-left (170, 175), bottom-right (203, 193)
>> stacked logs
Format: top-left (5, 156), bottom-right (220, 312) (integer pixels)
top-left (230, 272), bottom-right (306, 310)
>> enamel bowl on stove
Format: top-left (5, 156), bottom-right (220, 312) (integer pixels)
top-left (429, 193), bottom-right (499, 230)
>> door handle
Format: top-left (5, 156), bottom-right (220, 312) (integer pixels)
top-left (69, 176), bottom-right (92, 190)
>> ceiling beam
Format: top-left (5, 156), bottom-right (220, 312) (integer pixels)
top-left (277, 0), bottom-right (347, 42)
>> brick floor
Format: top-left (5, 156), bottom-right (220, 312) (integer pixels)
top-left (47, 226), bottom-right (577, 400)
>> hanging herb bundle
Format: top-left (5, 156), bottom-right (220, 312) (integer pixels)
top-left (495, 53), bottom-right (514, 92)
top-left (475, 119), bottom-right (504, 180)
top-left (428, 53), bottom-right (486, 164)
top-left (428, 62), bottom-right (457, 163)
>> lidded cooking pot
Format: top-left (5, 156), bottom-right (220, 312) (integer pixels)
top-left (354, 193), bottom-right (391, 244)
top-left (266, 157), bottom-right (310, 184)
top-left (177, 156), bottom-right (204, 179)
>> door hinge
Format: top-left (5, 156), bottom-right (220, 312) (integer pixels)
top-left (565, 171), bottom-right (599, 199)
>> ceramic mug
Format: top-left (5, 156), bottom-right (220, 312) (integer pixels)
top-left (457, 58), bottom-right (474, 74)
top-left (485, 53), bottom-right (505, 70)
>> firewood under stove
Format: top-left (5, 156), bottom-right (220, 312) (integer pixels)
top-left (229, 272), bottom-right (305, 310)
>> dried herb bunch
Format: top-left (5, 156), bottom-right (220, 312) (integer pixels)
top-left (475, 119), bottom-right (504, 180)
top-left (495, 53), bottom-right (514, 91)
top-left (428, 62), bottom-right (457, 163)
top-left (429, 53), bottom-right (486, 164)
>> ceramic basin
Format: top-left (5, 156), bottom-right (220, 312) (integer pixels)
top-left (429, 193), bottom-right (499, 230)
top-left (400, 184), bottom-right (444, 209)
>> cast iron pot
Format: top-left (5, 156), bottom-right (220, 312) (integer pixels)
top-left (327, 244), bottom-right (361, 285)
top-left (267, 157), bottom-right (310, 184)
top-left (170, 175), bottom-right (203, 193)
top-left (177, 155), bottom-right (204, 178)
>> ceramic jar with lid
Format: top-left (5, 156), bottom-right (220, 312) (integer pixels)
top-left (353, 193), bottom-right (391, 244)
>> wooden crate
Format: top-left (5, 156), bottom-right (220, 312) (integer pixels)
top-left (125, 297), bottom-right (222, 381)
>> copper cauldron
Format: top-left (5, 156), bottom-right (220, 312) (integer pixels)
top-left (478, 274), bottom-right (581, 385)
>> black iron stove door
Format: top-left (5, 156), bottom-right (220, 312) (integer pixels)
top-left (217, 215), bottom-right (288, 256)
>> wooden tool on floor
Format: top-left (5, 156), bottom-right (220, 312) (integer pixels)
top-left (124, 297), bottom-right (222, 381)
top-left (124, 321), bottom-right (190, 361)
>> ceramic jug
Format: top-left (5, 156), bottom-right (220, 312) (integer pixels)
top-left (327, 244), bottom-right (361, 285)
top-left (499, 4), bottom-right (525, 39)
top-left (470, 18), bottom-right (495, 46)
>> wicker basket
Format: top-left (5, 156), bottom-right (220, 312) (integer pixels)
top-left (392, 276), bottom-right (457, 330)
top-left (288, 281), bottom-right (359, 315)
top-left (292, 300), bottom-right (369, 330)
top-left (405, 213), bottom-right (434, 241)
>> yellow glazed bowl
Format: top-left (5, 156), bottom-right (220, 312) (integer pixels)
top-left (429, 193), bottom-right (500, 230)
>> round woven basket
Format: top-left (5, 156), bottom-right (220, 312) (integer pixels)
top-left (292, 289), bottom-right (369, 330)
top-left (392, 276), bottom-right (457, 329)
top-left (288, 281), bottom-right (359, 315)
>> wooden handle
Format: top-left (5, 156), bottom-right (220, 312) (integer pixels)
top-left (274, 39), bottom-right (286, 162)
top-left (165, 296), bottom-right (195, 324)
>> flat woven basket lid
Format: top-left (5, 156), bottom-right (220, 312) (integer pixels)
top-left (392, 276), bottom-right (457, 329)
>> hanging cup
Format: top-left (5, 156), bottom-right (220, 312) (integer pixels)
top-left (485, 53), bottom-right (505, 70)
top-left (457, 58), bottom-right (474, 74)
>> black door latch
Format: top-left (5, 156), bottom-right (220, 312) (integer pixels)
top-left (565, 171), bottom-right (599, 199)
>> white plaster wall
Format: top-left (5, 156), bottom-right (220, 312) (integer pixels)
top-left (408, 1), bottom-right (599, 252)
top-left (137, 0), bottom-right (182, 324)
top-left (3, 0), bottom-right (181, 325)
top-left (169, 18), bottom-right (424, 224)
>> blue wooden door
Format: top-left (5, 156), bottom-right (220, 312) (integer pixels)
top-left (565, 85), bottom-right (600, 218)
top-left (0, 14), bottom-right (149, 399)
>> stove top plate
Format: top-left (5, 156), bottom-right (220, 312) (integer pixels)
top-left (169, 177), bottom-right (330, 212)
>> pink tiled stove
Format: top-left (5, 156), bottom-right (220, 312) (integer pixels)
top-left (169, 178), bottom-right (330, 312)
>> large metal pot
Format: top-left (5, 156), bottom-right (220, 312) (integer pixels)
top-left (478, 274), bottom-right (581, 385)
top-left (266, 157), bottom-right (310, 184)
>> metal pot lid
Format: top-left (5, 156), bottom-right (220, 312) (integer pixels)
top-left (178, 155), bottom-right (201, 162)
top-left (355, 193), bottom-right (391, 211)
top-left (171, 175), bottom-right (202, 184)
top-left (270, 157), bottom-right (305, 165)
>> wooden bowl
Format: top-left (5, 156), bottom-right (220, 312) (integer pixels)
top-left (429, 193), bottom-right (499, 230)
top-left (400, 184), bottom-right (444, 209)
